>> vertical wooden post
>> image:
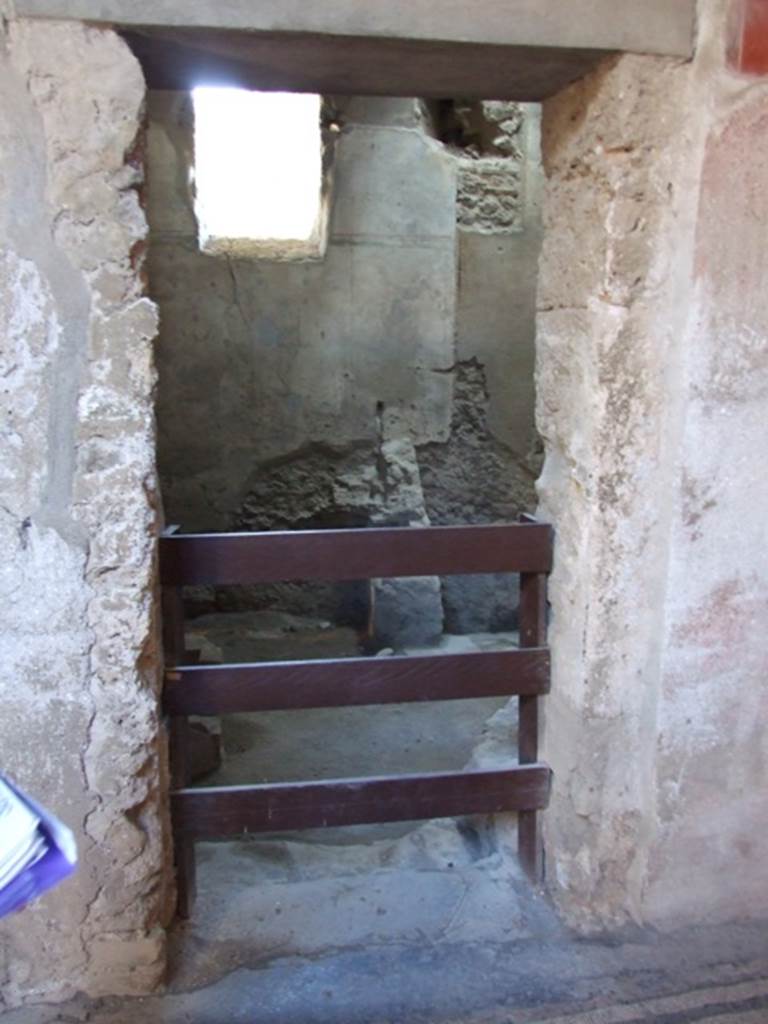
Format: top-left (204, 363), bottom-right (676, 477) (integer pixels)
top-left (517, 518), bottom-right (549, 884)
top-left (161, 526), bottom-right (197, 918)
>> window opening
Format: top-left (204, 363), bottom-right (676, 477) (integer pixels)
top-left (192, 87), bottom-right (325, 258)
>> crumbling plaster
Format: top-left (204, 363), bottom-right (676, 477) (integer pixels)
top-left (0, 19), bottom-right (167, 1008)
top-left (538, 0), bottom-right (768, 930)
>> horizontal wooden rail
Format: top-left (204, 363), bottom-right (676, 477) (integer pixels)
top-left (159, 522), bottom-right (553, 586)
top-left (172, 765), bottom-right (552, 839)
top-left (164, 648), bottom-right (550, 715)
top-left (161, 515), bottom-right (554, 913)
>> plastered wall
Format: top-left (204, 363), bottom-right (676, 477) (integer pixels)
top-left (1, 0), bottom-right (767, 1008)
top-left (0, 19), bottom-right (168, 1007)
top-left (149, 95), bottom-right (458, 531)
top-left (148, 96), bottom-right (542, 536)
top-left (147, 93), bottom-right (543, 637)
top-left (538, 0), bottom-right (768, 930)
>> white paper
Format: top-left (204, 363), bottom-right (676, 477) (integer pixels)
top-left (0, 778), bottom-right (45, 888)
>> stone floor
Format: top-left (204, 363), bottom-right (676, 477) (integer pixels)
top-left (187, 612), bottom-right (521, 845)
top-left (5, 897), bottom-right (767, 1022)
top-left (166, 821), bottom-right (545, 992)
top-left (8, 613), bottom-right (765, 1022)
top-left (8, 806), bottom-right (765, 1023)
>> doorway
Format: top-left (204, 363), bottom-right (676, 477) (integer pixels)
top-left (144, 80), bottom-right (552, 974)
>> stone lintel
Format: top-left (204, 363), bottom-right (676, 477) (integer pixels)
top-left (15, 0), bottom-right (696, 59)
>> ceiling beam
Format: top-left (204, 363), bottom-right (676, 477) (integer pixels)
top-left (123, 28), bottom-right (610, 102)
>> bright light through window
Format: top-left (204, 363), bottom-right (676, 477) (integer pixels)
top-left (192, 88), bottom-right (323, 253)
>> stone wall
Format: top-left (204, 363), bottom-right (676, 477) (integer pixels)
top-left (0, 19), bottom-right (167, 1008)
top-left (435, 99), bottom-right (543, 631)
top-left (538, 0), bottom-right (768, 931)
top-left (4, 2), bottom-right (766, 1009)
top-left (147, 93), bottom-right (542, 638)
top-left (148, 94), bottom-right (457, 531)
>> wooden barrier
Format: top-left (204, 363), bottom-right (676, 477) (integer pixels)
top-left (160, 520), bottom-right (552, 917)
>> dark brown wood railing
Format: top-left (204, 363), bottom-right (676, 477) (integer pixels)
top-left (160, 520), bottom-right (553, 917)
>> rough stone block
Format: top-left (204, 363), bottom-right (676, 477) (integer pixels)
top-left (441, 573), bottom-right (520, 635)
top-left (373, 576), bottom-right (444, 649)
top-left (457, 159), bottom-right (523, 232)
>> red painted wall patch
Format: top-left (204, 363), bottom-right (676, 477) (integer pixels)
top-left (728, 0), bottom-right (768, 75)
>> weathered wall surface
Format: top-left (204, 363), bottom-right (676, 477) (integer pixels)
top-left (148, 94), bottom-right (542, 636)
top-left (435, 100), bottom-right (543, 630)
top-left (148, 95), bottom-right (457, 532)
top-left (0, 19), bottom-right (167, 1007)
top-left (538, 0), bottom-right (768, 930)
top-left (645, 31), bottom-right (768, 923)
